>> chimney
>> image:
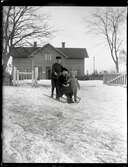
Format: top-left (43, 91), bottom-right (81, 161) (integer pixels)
top-left (62, 42), bottom-right (65, 48)
top-left (34, 42), bottom-right (37, 47)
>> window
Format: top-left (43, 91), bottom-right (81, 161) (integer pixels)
top-left (45, 53), bottom-right (52, 61)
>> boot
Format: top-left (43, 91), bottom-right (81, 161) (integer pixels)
top-left (56, 97), bottom-right (60, 101)
top-left (67, 97), bottom-right (74, 103)
top-left (70, 98), bottom-right (74, 103)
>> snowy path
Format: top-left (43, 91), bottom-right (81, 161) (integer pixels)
top-left (3, 80), bottom-right (127, 163)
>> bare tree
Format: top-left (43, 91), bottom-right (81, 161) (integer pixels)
top-left (2, 6), bottom-right (55, 73)
top-left (85, 7), bottom-right (126, 73)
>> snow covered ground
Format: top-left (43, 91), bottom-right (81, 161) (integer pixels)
top-left (2, 80), bottom-right (127, 163)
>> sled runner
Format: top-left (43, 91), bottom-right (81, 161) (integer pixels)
top-left (43, 94), bottom-right (81, 104)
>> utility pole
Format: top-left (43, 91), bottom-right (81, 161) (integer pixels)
top-left (93, 56), bottom-right (95, 74)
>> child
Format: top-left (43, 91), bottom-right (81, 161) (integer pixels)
top-left (68, 71), bottom-right (80, 102)
top-left (58, 68), bottom-right (74, 103)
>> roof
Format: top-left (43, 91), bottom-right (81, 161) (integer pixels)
top-left (10, 47), bottom-right (40, 58)
top-left (56, 48), bottom-right (88, 59)
top-left (11, 44), bottom-right (88, 59)
top-left (30, 44), bottom-right (68, 58)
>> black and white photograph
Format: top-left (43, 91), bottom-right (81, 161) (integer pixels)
top-left (2, 6), bottom-right (127, 163)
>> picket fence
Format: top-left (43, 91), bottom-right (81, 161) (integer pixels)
top-left (12, 67), bottom-right (38, 86)
top-left (103, 73), bottom-right (127, 86)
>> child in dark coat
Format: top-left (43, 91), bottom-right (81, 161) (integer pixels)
top-left (58, 68), bottom-right (74, 103)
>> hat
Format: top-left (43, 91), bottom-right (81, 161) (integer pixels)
top-left (56, 56), bottom-right (61, 59)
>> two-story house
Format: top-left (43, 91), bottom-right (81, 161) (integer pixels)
top-left (10, 42), bottom-right (89, 79)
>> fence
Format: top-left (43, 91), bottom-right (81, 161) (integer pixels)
top-left (12, 67), bottom-right (38, 86)
top-left (103, 73), bottom-right (127, 86)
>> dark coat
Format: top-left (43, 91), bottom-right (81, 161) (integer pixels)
top-left (51, 63), bottom-right (63, 79)
top-left (58, 74), bottom-right (68, 86)
top-left (58, 74), bottom-right (73, 96)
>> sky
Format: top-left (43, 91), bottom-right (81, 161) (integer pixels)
top-left (7, 6), bottom-right (126, 74)
top-left (38, 7), bottom-right (127, 74)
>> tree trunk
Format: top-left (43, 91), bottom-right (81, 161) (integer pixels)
top-left (115, 61), bottom-right (119, 73)
top-left (2, 53), bottom-right (10, 70)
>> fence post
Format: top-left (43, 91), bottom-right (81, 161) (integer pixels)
top-left (35, 67), bottom-right (38, 86)
top-left (103, 73), bottom-right (106, 84)
top-left (16, 70), bottom-right (19, 86)
top-left (32, 69), bottom-right (34, 86)
top-left (32, 67), bottom-right (38, 87)
top-left (35, 67), bottom-right (38, 80)
top-left (13, 67), bottom-right (16, 86)
top-left (15, 69), bottom-right (17, 86)
top-left (22, 72), bottom-right (23, 83)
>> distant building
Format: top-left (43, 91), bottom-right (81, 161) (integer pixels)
top-left (10, 42), bottom-right (89, 79)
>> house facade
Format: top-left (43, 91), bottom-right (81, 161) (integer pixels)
top-left (11, 42), bottom-right (89, 79)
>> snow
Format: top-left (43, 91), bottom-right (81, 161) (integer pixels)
top-left (2, 80), bottom-right (127, 163)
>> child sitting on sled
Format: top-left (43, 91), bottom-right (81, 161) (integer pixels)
top-left (58, 68), bottom-right (74, 103)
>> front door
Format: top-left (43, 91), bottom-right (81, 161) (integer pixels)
top-left (46, 66), bottom-right (51, 79)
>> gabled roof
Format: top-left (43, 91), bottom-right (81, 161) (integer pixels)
top-left (30, 43), bottom-right (68, 58)
top-left (57, 48), bottom-right (88, 59)
top-left (11, 43), bottom-right (89, 59)
top-left (10, 47), bottom-right (40, 58)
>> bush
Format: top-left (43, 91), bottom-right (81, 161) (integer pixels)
top-left (77, 74), bottom-right (103, 80)
top-left (77, 75), bottom-right (87, 80)
top-left (88, 74), bottom-right (103, 80)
